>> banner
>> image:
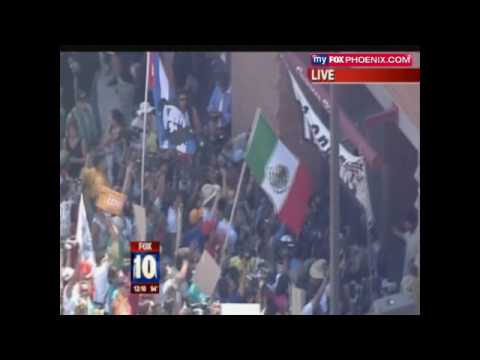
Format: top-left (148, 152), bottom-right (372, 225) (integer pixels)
top-left (76, 195), bottom-right (95, 265)
top-left (160, 104), bottom-right (196, 154)
top-left (96, 186), bottom-right (127, 216)
top-left (148, 52), bottom-right (173, 143)
top-left (288, 70), bottom-right (374, 226)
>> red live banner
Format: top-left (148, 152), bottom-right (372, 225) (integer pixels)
top-left (308, 68), bottom-right (420, 83)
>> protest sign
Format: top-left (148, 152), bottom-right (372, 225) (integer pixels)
top-left (192, 250), bottom-right (221, 297)
top-left (221, 303), bottom-right (261, 315)
top-left (96, 186), bottom-right (126, 216)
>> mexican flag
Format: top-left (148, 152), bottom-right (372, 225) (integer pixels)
top-left (245, 111), bottom-right (313, 235)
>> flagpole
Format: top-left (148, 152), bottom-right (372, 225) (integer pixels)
top-left (364, 170), bottom-right (375, 304)
top-left (220, 108), bottom-right (261, 268)
top-left (329, 85), bottom-right (340, 315)
top-left (141, 52), bottom-right (151, 207)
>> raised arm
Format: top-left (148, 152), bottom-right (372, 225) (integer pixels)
top-left (311, 276), bottom-right (329, 315)
top-left (210, 188), bottom-right (221, 218)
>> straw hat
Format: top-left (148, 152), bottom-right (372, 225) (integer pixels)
top-left (136, 101), bottom-right (155, 116)
top-left (201, 184), bottom-right (221, 206)
top-left (309, 259), bottom-right (328, 280)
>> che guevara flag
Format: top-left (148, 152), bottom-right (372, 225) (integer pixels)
top-left (147, 52), bottom-right (195, 154)
top-left (245, 111), bottom-right (313, 234)
top-left (147, 52), bottom-right (174, 143)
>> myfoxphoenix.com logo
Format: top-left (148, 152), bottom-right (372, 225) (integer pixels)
top-left (311, 53), bottom-right (413, 67)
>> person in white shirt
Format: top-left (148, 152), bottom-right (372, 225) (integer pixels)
top-left (92, 256), bottom-right (110, 306)
top-left (302, 259), bottom-right (329, 315)
top-left (393, 212), bottom-right (418, 276)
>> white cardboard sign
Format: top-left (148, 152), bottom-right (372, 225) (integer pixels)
top-left (192, 250), bottom-right (221, 297)
top-left (221, 303), bottom-right (262, 315)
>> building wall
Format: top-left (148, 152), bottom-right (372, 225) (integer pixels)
top-left (232, 52), bottom-right (281, 135)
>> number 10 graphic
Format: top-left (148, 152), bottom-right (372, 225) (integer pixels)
top-left (133, 254), bottom-right (157, 280)
top-left (130, 241), bottom-right (160, 293)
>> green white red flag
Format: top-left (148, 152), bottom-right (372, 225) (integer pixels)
top-left (245, 111), bottom-right (313, 234)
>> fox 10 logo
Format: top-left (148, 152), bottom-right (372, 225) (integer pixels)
top-left (130, 241), bottom-right (160, 294)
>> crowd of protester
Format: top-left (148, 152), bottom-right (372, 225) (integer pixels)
top-left (60, 52), bottom-right (419, 315)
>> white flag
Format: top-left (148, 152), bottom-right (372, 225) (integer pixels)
top-left (76, 195), bottom-right (95, 265)
top-left (288, 70), bottom-right (374, 227)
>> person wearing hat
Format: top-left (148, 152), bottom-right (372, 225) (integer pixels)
top-left (62, 258), bottom-right (97, 315)
top-left (132, 101), bottom-right (155, 131)
top-left (130, 101), bottom-right (157, 153)
top-left (302, 259), bottom-right (330, 315)
top-left (200, 184), bottom-right (221, 222)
